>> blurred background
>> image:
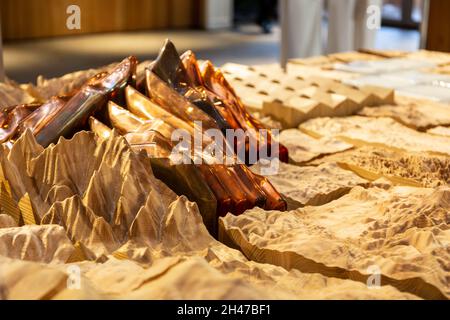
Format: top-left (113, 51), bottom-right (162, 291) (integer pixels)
top-left (0, 0), bottom-right (448, 83)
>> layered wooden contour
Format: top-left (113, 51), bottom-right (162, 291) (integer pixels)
top-left (3, 50), bottom-right (450, 300)
top-left (0, 214), bottom-right (17, 228)
top-left (0, 254), bottom-right (417, 300)
top-left (358, 96), bottom-right (450, 130)
top-left (251, 161), bottom-right (369, 209)
top-left (251, 112), bottom-right (283, 130)
top-left (279, 129), bottom-right (353, 164)
top-left (0, 130), bottom-right (178, 260)
top-left (309, 146), bottom-right (450, 188)
top-left (0, 82), bottom-right (35, 108)
top-left (0, 131), bottom-right (418, 300)
top-left (300, 116), bottom-right (450, 156)
top-left (0, 225), bottom-right (75, 263)
top-left (427, 126), bottom-right (450, 137)
top-left (220, 186), bottom-right (450, 299)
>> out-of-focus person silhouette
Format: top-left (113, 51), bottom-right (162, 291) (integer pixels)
top-left (233, 0), bottom-right (278, 34)
top-left (257, 0), bottom-right (278, 34)
top-left (280, 0), bottom-right (383, 62)
top-left (327, 0), bottom-right (383, 53)
top-left (280, 0), bottom-right (324, 63)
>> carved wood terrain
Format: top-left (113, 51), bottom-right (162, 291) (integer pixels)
top-left (2, 50), bottom-right (450, 300)
top-left (220, 186), bottom-right (450, 300)
top-left (0, 130), bottom-right (423, 300)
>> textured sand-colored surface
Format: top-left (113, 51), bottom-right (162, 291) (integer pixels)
top-left (279, 129), bottom-right (353, 164)
top-left (251, 112), bottom-right (283, 130)
top-left (251, 161), bottom-right (368, 208)
top-left (300, 116), bottom-right (450, 156)
top-left (0, 82), bottom-right (36, 108)
top-left (358, 98), bottom-right (450, 130)
top-left (0, 225), bottom-right (74, 263)
top-left (405, 50), bottom-right (450, 65)
top-left (0, 131), bottom-right (205, 261)
top-left (0, 215), bottom-right (17, 228)
top-left (0, 254), bottom-right (417, 300)
top-left (3, 51), bottom-right (450, 300)
top-left (427, 126), bottom-right (450, 137)
top-left (221, 186), bottom-right (450, 300)
top-left (1, 130), bottom-right (175, 257)
top-left (0, 131), bottom-right (417, 300)
top-left (309, 146), bottom-right (450, 188)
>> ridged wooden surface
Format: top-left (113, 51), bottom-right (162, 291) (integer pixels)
top-left (300, 116), bottom-right (450, 156)
top-left (279, 129), bottom-right (353, 164)
top-left (358, 96), bottom-right (450, 131)
top-left (1, 50), bottom-right (450, 300)
top-left (0, 131), bottom-right (420, 300)
top-left (309, 146), bottom-right (450, 188)
top-left (221, 186), bottom-right (450, 300)
top-left (251, 161), bottom-right (369, 209)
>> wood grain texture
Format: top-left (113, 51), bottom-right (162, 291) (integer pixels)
top-left (0, 130), bottom-right (418, 300)
top-left (426, 0), bottom-right (450, 52)
top-left (358, 96), bottom-right (450, 131)
top-left (308, 146), bottom-right (450, 188)
top-left (221, 186), bottom-right (450, 300)
top-left (251, 161), bottom-right (369, 209)
top-left (300, 116), bottom-right (450, 156)
top-left (0, 0), bottom-right (199, 40)
top-left (279, 129), bottom-right (353, 164)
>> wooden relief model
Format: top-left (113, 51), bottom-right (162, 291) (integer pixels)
top-left (0, 45), bottom-right (449, 300)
